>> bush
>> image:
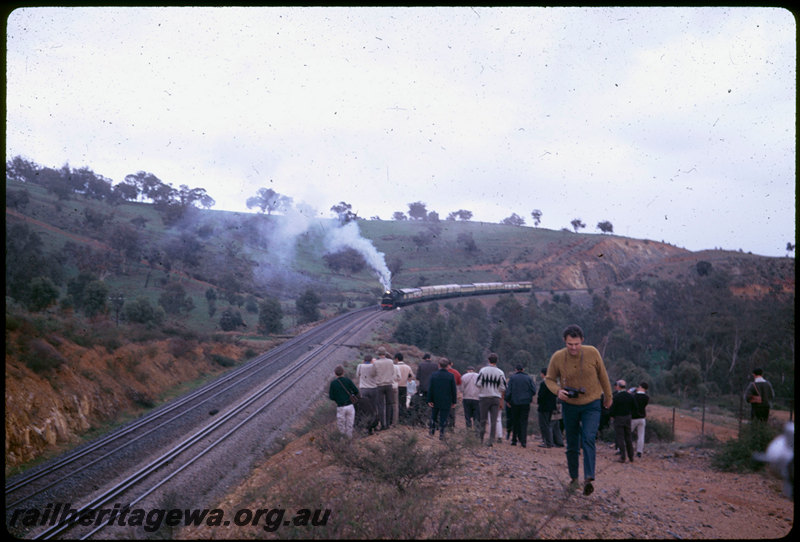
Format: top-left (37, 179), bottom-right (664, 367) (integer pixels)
top-left (24, 338), bottom-right (67, 374)
top-left (646, 417), bottom-right (674, 442)
top-left (210, 353), bottom-right (236, 367)
top-left (315, 426), bottom-right (464, 493)
top-left (711, 421), bottom-right (780, 472)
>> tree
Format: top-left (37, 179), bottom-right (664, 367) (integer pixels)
top-left (110, 223), bottom-right (141, 261)
top-left (7, 189), bottom-right (30, 209)
top-left (323, 247), bottom-right (367, 275)
top-left (456, 232), bottom-right (478, 253)
top-left (83, 280), bottom-right (110, 318)
top-left (447, 209), bottom-right (473, 221)
top-left (109, 291), bottom-right (126, 326)
top-left (219, 309), bottom-right (246, 331)
top-left (258, 297), bottom-right (284, 334)
top-left (27, 276), bottom-right (59, 312)
top-left (696, 260), bottom-right (713, 276)
top-left (6, 155), bottom-right (40, 183)
top-left (387, 256), bottom-right (403, 280)
top-left (246, 187), bottom-right (292, 215)
top-left (392, 211), bottom-right (408, 221)
top-left (296, 288), bottom-right (321, 324)
top-left (786, 242), bottom-right (795, 256)
top-left (111, 180), bottom-right (139, 203)
top-left (501, 213), bottom-right (525, 226)
top-left (331, 201), bottom-right (358, 224)
top-left (597, 220), bottom-right (614, 234)
top-left (205, 288), bottom-right (217, 318)
top-left (6, 223), bottom-right (51, 301)
top-left (158, 282), bottom-right (195, 315)
top-left (531, 209), bottom-right (542, 227)
top-left (124, 171), bottom-right (164, 202)
top-left (570, 218), bottom-right (586, 232)
top-left (124, 296), bottom-right (165, 325)
top-left (411, 230), bottom-right (435, 251)
top-left (407, 201), bottom-right (428, 221)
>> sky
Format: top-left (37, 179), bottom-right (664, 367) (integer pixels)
top-left (5, 6), bottom-right (796, 257)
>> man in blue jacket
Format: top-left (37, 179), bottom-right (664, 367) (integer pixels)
top-left (507, 364), bottom-right (536, 447)
top-left (427, 357), bottom-right (457, 440)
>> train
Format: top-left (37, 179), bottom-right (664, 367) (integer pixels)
top-left (380, 281), bottom-right (533, 310)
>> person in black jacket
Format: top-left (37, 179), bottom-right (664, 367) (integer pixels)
top-left (328, 365), bottom-right (360, 438)
top-left (609, 379), bottom-right (635, 463)
top-left (537, 367), bottom-right (558, 448)
top-left (427, 358), bottom-right (458, 440)
top-left (507, 364), bottom-right (536, 447)
top-left (630, 382), bottom-right (649, 458)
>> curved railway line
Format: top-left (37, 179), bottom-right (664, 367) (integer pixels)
top-left (6, 306), bottom-right (388, 539)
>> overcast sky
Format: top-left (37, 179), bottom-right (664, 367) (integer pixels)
top-left (6, 6), bottom-right (796, 257)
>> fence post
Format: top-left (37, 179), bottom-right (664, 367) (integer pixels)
top-left (701, 393), bottom-right (706, 439)
top-left (671, 407), bottom-right (675, 438)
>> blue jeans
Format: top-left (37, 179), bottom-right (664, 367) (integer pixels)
top-left (562, 399), bottom-right (602, 481)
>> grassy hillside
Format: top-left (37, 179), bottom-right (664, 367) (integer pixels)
top-left (6, 176), bottom-right (795, 338)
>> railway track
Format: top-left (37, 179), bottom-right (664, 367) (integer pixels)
top-left (6, 306), bottom-right (387, 539)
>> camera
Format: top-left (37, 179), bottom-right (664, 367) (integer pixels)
top-left (563, 386), bottom-right (586, 398)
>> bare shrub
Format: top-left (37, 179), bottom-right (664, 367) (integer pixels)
top-left (315, 426), bottom-right (464, 493)
top-left (24, 338), bottom-right (67, 374)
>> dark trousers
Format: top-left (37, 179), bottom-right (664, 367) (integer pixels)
top-left (463, 399), bottom-right (480, 428)
top-left (551, 418), bottom-right (564, 446)
top-left (430, 406), bottom-right (451, 437)
top-left (751, 404), bottom-right (770, 422)
top-left (398, 386), bottom-right (408, 422)
top-left (509, 404), bottom-right (531, 446)
top-left (538, 410), bottom-right (554, 446)
top-left (375, 384), bottom-right (394, 428)
top-left (613, 415), bottom-right (634, 461)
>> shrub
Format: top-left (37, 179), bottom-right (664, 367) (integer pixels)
top-left (24, 338), bottom-right (67, 374)
top-left (210, 353), bottom-right (236, 367)
top-left (711, 421), bottom-right (780, 473)
top-left (316, 426), bottom-right (463, 493)
top-left (646, 417), bottom-right (674, 442)
top-left (167, 337), bottom-right (195, 359)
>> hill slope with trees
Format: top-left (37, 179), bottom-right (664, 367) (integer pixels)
top-left (4, 156), bottom-right (794, 470)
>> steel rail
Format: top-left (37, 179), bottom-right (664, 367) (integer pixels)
top-left (6, 306), bottom-right (373, 501)
top-left (32, 308), bottom-right (380, 540)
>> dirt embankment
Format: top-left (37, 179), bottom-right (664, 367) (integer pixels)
top-left (4, 332), bottom-right (270, 472)
top-left (178, 402), bottom-right (794, 540)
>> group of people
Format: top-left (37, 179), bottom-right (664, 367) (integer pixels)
top-left (329, 347), bottom-right (417, 437)
top-left (329, 323), bottom-right (775, 498)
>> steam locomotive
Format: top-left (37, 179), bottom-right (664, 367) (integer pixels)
top-left (380, 281), bottom-right (533, 310)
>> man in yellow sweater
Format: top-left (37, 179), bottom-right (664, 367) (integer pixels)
top-left (545, 324), bottom-right (613, 496)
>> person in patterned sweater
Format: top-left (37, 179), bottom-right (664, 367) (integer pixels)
top-left (477, 353), bottom-right (507, 446)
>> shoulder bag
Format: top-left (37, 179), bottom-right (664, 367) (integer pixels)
top-left (338, 378), bottom-right (359, 404)
top-left (748, 382), bottom-right (762, 404)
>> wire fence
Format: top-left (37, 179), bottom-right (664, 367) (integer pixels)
top-left (665, 394), bottom-right (795, 442)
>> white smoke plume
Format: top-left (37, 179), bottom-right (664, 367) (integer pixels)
top-left (323, 220), bottom-right (392, 290)
top-left (256, 202), bottom-right (391, 291)
top-left (266, 202), bottom-right (316, 268)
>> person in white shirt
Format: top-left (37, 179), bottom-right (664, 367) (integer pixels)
top-left (460, 366), bottom-right (480, 430)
